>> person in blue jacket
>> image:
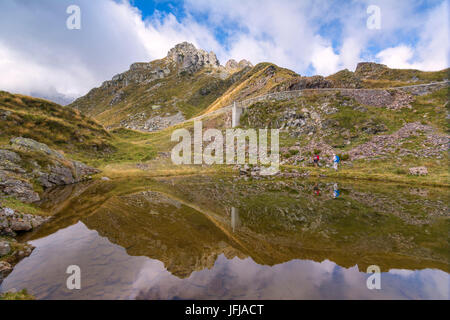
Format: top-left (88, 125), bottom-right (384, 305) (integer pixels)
top-left (333, 183), bottom-right (340, 199)
top-left (332, 154), bottom-right (340, 171)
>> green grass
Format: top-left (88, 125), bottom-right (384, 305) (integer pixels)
top-left (0, 197), bottom-right (45, 216)
top-left (0, 289), bottom-right (35, 300)
top-left (0, 91), bottom-right (114, 158)
top-left (70, 64), bottom-right (247, 127)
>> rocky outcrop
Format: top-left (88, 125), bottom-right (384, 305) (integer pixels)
top-left (409, 167), bottom-right (428, 176)
top-left (0, 138), bottom-right (99, 202)
top-left (225, 59), bottom-right (239, 70)
top-left (225, 59), bottom-right (253, 72)
top-left (349, 122), bottom-right (448, 160)
top-left (120, 111), bottom-right (185, 132)
top-left (10, 137), bottom-right (64, 159)
top-left (284, 75), bottom-right (333, 90)
top-left (0, 171), bottom-right (39, 203)
top-left (0, 240), bottom-right (10, 256)
top-left (167, 42), bottom-right (220, 74)
top-left (354, 62), bottom-right (389, 79)
top-left (339, 88), bottom-right (414, 109)
top-left (0, 206), bottom-right (48, 237)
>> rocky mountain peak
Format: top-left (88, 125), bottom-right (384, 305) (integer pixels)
top-left (225, 59), bottom-right (253, 71)
top-left (225, 59), bottom-right (239, 70)
top-left (167, 42), bottom-right (220, 74)
top-left (355, 62), bottom-right (389, 79)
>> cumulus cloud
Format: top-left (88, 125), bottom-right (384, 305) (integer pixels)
top-left (0, 0), bottom-right (448, 103)
top-left (185, 0), bottom-right (449, 74)
top-left (0, 0), bottom-right (219, 101)
top-left (376, 1), bottom-right (449, 70)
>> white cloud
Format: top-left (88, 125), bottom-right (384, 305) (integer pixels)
top-left (311, 45), bottom-right (340, 76)
top-left (376, 45), bottom-right (416, 69)
top-left (376, 1), bottom-right (449, 70)
top-left (0, 0), bottom-right (219, 101)
top-left (0, 0), bottom-right (448, 103)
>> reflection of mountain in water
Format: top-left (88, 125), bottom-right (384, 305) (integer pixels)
top-left (22, 176), bottom-right (449, 278)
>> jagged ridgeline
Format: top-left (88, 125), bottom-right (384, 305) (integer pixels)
top-left (70, 42), bottom-right (255, 131)
top-left (70, 42), bottom-right (449, 132)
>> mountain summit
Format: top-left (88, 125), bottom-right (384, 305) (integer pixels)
top-left (70, 42), bottom-right (259, 130)
top-left (70, 42), bottom-right (448, 132)
top-left (167, 42), bottom-right (220, 74)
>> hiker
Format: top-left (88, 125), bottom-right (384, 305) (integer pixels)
top-left (313, 184), bottom-right (320, 196)
top-left (333, 183), bottom-right (340, 199)
top-left (313, 153), bottom-right (320, 167)
top-left (332, 154), bottom-right (340, 171)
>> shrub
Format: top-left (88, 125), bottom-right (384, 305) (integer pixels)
top-left (394, 168), bottom-right (407, 175)
top-left (338, 154), bottom-right (350, 161)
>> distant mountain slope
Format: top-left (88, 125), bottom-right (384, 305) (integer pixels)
top-left (70, 42), bottom-right (449, 132)
top-left (327, 62), bottom-right (449, 88)
top-left (70, 42), bottom-right (254, 131)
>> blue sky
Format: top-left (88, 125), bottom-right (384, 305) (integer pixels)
top-left (130, 0), bottom-right (448, 72)
top-left (0, 0), bottom-right (448, 100)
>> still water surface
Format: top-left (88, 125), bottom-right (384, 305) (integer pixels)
top-left (1, 177), bottom-right (448, 299)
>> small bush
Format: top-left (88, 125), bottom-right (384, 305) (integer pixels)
top-left (394, 168), bottom-right (407, 175)
top-left (338, 154), bottom-right (350, 161)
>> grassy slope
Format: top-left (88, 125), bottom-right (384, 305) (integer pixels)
top-left (0, 91), bottom-right (158, 169)
top-left (204, 63), bottom-right (299, 113)
top-left (327, 67), bottom-right (449, 88)
top-left (240, 87), bottom-right (449, 186)
top-left (70, 61), bottom-right (249, 127)
top-left (0, 91), bottom-right (112, 157)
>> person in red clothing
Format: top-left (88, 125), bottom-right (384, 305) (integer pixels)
top-left (313, 154), bottom-right (320, 167)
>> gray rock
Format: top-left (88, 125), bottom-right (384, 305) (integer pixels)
top-left (225, 59), bottom-right (239, 70)
top-left (0, 170), bottom-right (40, 203)
top-left (409, 166), bottom-right (428, 176)
top-left (0, 150), bottom-right (21, 163)
top-left (10, 219), bottom-right (32, 232)
top-left (4, 208), bottom-right (14, 216)
top-left (0, 261), bottom-right (12, 281)
top-left (0, 241), bottom-right (11, 256)
top-left (0, 150), bottom-right (25, 173)
top-left (48, 165), bottom-right (74, 185)
top-left (72, 161), bottom-right (100, 179)
top-left (167, 42), bottom-right (220, 74)
top-left (10, 137), bottom-right (64, 159)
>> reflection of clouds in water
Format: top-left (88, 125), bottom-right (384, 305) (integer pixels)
top-left (132, 256), bottom-right (448, 300)
top-left (389, 269), bottom-right (416, 277)
top-left (388, 268), bottom-right (449, 299)
top-left (2, 222), bottom-right (448, 300)
top-left (1, 222), bottom-right (148, 300)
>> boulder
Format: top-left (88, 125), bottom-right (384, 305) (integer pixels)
top-left (0, 150), bottom-right (24, 173)
top-left (409, 166), bottom-right (428, 176)
top-left (10, 219), bottom-right (32, 231)
top-left (0, 150), bottom-right (21, 163)
top-left (0, 206), bottom-right (49, 235)
top-left (73, 161), bottom-right (100, 179)
top-left (10, 137), bottom-right (64, 159)
top-left (4, 138), bottom-right (100, 192)
top-left (0, 170), bottom-right (40, 203)
top-left (0, 241), bottom-right (11, 257)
